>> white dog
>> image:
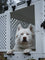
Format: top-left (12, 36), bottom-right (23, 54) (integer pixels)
top-left (7, 24), bottom-right (35, 54)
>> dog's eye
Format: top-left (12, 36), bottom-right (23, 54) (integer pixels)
top-left (16, 35), bottom-right (18, 37)
top-left (26, 33), bottom-right (29, 35)
top-left (21, 33), bottom-right (24, 35)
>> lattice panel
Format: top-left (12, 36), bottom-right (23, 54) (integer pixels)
top-left (0, 15), bottom-right (7, 51)
top-left (0, 12), bottom-right (10, 52)
top-left (10, 18), bottom-right (29, 49)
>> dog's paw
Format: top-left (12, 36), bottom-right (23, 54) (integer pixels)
top-left (7, 49), bottom-right (14, 55)
top-left (24, 49), bottom-right (31, 53)
top-left (23, 49), bottom-right (31, 56)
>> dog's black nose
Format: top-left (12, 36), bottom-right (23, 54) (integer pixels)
top-left (23, 37), bottom-right (27, 42)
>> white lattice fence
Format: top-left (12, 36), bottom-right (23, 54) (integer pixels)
top-left (0, 11), bottom-right (10, 52)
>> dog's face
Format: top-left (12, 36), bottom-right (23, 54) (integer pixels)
top-left (15, 24), bottom-right (35, 48)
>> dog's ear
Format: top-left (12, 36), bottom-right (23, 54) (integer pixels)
top-left (17, 24), bottom-right (22, 31)
top-left (28, 24), bottom-right (34, 32)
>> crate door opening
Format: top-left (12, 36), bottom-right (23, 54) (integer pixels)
top-left (10, 5), bottom-right (36, 52)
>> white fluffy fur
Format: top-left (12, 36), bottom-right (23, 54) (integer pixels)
top-left (7, 24), bottom-right (35, 54)
top-left (14, 24), bottom-right (35, 52)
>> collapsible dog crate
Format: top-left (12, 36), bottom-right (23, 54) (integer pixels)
top-left (0, 0), bottom-right (45, 60)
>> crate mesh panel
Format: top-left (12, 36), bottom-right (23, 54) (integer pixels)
top-left (0, 15), bottom-right (7, 51)
top-left (10, 18), bottom-right (29, 49)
